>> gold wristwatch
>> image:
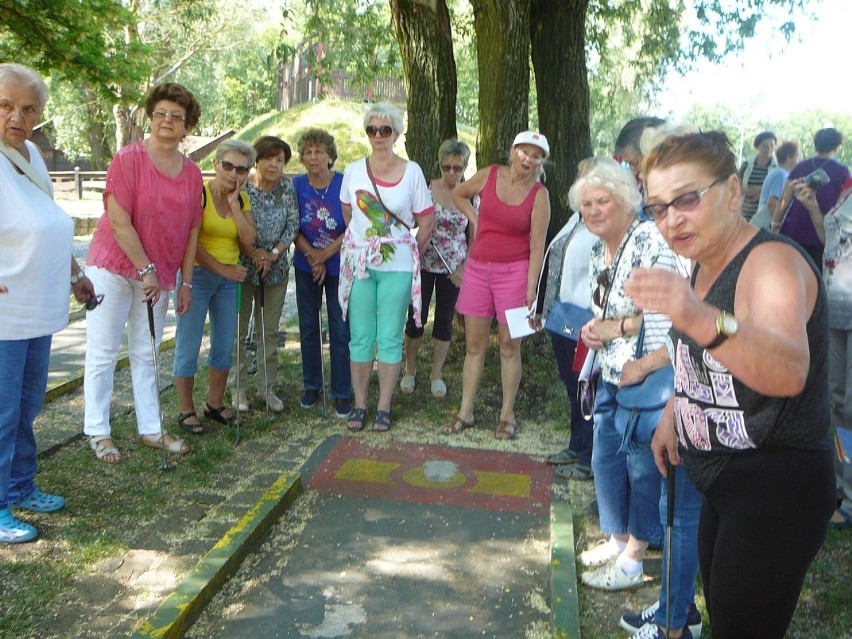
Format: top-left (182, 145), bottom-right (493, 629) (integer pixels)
top-left (705, 311), bottom-right (738, 349)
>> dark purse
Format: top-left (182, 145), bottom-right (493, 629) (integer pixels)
top-left (544, 301), bottom-right (594, 340)
top-left (614, 322), bottom-right (674, 454)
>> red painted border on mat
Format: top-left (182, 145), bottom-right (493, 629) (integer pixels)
top-left (307, 437), bottom-right (551, 514)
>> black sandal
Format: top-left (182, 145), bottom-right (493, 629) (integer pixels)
top-left (178, 411), bottom-right (205, 435)
top-left (372, 410), bottom-right (392, 432)
top-left (203, 403), bottom-right (233, 426)
top-left (346, 408), bottom-right (367, 432)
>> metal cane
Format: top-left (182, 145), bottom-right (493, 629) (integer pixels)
top-left (258, 274), bottom-right (269, 413)
top-left (664, 459), bottom-right (675, 635)
top-left (318, 284), bottom-right (329, 418)
top-left (430, 241), bottom-right (452, 275)
top-left (234, 282), bottom-right (242, 445)
top-left (147, 300), bottom-right (173, 472)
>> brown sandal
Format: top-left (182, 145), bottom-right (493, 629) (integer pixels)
top-left (443, 415), bottom-right (473, 435)
top-left (495, 420), bottom-right (516, 440)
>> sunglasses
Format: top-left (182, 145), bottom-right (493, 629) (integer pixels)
top-left (642, 176), bottom-right (726, 221)
top-left (365, 125), bottom-right (394, 138)
top-left (592, 269), bottom-right (610, 308)
top-left (218, 160), bottom-right (250, 176)
top-left (441, 164), bottom-right (464, 173)
top-left (84, 293), bottom-right (104, 311)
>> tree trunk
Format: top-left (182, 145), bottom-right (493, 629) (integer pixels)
top-left (471, 0), bottom-right (531, 168)
top-left (390, 0), bottom-right (458, 180)
top-left (530, 0), bottom-right (592, 232)
top-left (82, 83), bottom-right (111, 169)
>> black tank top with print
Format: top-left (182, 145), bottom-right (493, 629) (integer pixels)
top-left (670, 229), bottom-right (831, 492)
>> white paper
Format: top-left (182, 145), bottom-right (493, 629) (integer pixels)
top-left (505, 306), bottom-right (536, 339)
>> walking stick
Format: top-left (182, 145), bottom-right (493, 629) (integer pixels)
top-left (234, 282), bottom-right (242, 445)
top-left (318, 283), bottom-right (328, 418)
top-left (147, 300), bottom-right (173, 472)
top-left (258, 274), bottom-right (269, 413)
top-left (664, 459), bottom-right (675, 635)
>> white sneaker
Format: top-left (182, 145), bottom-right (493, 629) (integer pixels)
top-left (232, 390), bottom-right (250, 412)
top-left (258, 390), bottom-right (284, 413)
top-left (580, 562), bottom-right (644, 591)
top-left (579, 538), bottom-right (620, 567)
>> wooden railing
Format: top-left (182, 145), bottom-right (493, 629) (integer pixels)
top-left (51, 170), bottom-right (218, 199)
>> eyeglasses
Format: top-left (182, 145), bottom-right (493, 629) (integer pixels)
top-left (218, 160), bottom-right (250, 176)
top-left (365, 125), bottom-right (394, 138)
top-left (593, 269), bottom-right (610, 308)
top-left (0, 101), bottom-right (40, 117)
top-left (516, 147), bottom-right (544, 165)
top-left (642, 176), bottom-right (726, 221)
top-left (151, 109), bottom-right (186, 123)
top-left (84, 294), bottom-right (104, 311)
top-left (441, 164), bottom-right (464, 173)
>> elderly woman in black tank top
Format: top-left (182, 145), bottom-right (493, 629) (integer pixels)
top-left (625, 132), bottom-right (835, 639)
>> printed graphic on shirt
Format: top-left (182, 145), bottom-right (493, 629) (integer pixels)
top-left (301, 194), bottom-right (339, 249)
top-left (673, 338), bottom-right (756, 452)
top-left (356, 189), bottom-right (397, 262)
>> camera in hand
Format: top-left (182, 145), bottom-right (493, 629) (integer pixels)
top-left (802, 167), bottom-right (830, 190)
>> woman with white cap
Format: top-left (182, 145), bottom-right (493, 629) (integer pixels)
top-left (445, 131), bottom-right (551, 440)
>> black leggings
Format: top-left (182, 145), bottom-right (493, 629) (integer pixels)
top-left (405, 270), bottom-right (459, 341)
top-left (698, 447), bottom-right (835, 638)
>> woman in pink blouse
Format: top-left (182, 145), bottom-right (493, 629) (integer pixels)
top-left (400, 139), bottom-right (470, 398)
top-left (83, 83), bottom-right (203, 463)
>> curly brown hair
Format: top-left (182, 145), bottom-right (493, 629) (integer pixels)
top-left (144, 82), bottom-right (201, 129)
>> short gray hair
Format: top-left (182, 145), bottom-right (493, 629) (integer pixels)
top-left (568, 156), bottom-right (642, 214)
top-left (215, 139), bottom-right (256, 165)
top-left (438, 139), bottom-right (471, 165)
top-left (0, 63), bottom-right (48, 108)
top-left (363, 102), bottom-right (404, 134)
top-left (639, 122), bottom-right (697, 156)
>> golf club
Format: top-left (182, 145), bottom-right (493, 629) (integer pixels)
top-left (147, 300), bottom-right (173, 472)
top-left (318, 284), bottom-right (328, 418)
top-left (664, 458), bottom-right (675, 635)
top-left (234, 281), bottom-right (242, 445)
top-left (258, 274), bottom-right (269, 413)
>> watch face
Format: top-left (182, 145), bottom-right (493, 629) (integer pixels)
top-left (721, 313), bottom-right (738, 336)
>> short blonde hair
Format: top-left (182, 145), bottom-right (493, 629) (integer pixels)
top-left (568, 156), bottom-right (642, 214)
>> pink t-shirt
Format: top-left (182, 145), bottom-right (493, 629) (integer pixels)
top-left (469, 164), bottom-right (541, 263)
top-left (87, 142), bottom-right (203, 290)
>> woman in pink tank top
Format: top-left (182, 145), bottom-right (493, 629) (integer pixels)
top-left (446, 131), bottom-right (551, 440)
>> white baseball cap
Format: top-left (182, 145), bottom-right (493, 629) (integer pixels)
top-left (512, 130), bottom-right (550, 158)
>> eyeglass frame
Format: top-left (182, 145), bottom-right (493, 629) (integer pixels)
top-left (217, 159), bottom-right (251, 176)
top-left (441, 163), bottom-right (465, 173)
top-left (365, 125), bottom-right (394, 138)
top-left (84, 293), bottom-right (105, 311)
top-left (151, 109), bottom-right (186, 123)
top-left (641, 175), bottom-right (727, 221)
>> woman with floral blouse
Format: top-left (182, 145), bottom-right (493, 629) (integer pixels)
top-left (400, 139), bottom-right (471, 398)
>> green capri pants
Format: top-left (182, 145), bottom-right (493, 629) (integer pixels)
top-left (348, 269), bottom-right (413, 363)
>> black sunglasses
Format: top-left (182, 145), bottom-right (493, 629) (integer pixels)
top-left (219, 160), bottom-right (250, 176)
top-left (84, 293), bottom-right (104, 311)
top-left (592, 269), bottom-right (610, 308)
top-left (365, 125), bottom-right (394, 138)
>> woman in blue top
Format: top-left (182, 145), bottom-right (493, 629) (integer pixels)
top-left (293, 128), bottom-right (351, 418)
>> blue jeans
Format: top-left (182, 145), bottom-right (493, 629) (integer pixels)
top-left (656, 465), bottom-right (702, 630)
top-left (295, 269), bottom-right (351, 399)
top-left (591, 379), bottom-right (663, 544)
top-left (550, 333), bottom-right (593, 464)
top-left (0, 336), bottom-right (51, 509)
top-left (173, 265), bottom-right (238, 376)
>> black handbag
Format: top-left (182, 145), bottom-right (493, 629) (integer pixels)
top-left (544, 301), bottom-right (594, 340)
top-left (615, 321), bottom-right (674, 454)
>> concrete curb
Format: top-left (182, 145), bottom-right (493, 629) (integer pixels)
top-left (551, 498), bottom-right (582, 638)
top-left (129, 470), bottom-right (303, 639)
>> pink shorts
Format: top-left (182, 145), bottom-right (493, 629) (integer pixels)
top-left (456, 257), bottom-right (529, 324)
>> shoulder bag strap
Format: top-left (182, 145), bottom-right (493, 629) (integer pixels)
top-left (365, 158), bottom-right (412, 230)
top-left (0, 139), bottom-right (52, 196)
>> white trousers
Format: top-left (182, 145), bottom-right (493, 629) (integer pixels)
top-left (83, 266), bottom-right (169, 437)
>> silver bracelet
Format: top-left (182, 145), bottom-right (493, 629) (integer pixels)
top-left (137, 263), bottom-right (156, 278)
top-left (180, 281), bottom-right (193, 289)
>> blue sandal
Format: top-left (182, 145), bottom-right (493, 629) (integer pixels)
top-left (13, 489), bottom-right (65, 513)
top-left (346, 408), bottom-right (367, 432)
top-left (372, 410), bottom-right (392, 432)
top-left (0, 508), bottom-right (37, 543)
